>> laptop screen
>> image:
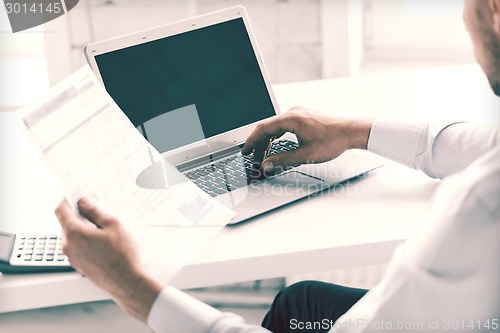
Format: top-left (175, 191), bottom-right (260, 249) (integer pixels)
top-left (94, 18), bottom-right (275, 153)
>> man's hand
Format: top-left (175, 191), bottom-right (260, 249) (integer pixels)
top-left (242, 107), bottom-right (373, 174)
top-left (55, 198), bottom-right (163, 322)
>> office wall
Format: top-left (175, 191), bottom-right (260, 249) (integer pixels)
top-left (45, 0), bottom-right (322, 85)
top-left (1, 1), bottom-right (474, 109)
top-left (363, 0), bottom-right (474, 73)
top-left (0, 17), bottom-right (48, 110)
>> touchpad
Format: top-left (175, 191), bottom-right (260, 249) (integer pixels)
top-left (250, 171), bottom-right (325, 197)
top-left (218, 171), bottom-right (325, 224)
top-left (265, 171), bottom-right (324, 187)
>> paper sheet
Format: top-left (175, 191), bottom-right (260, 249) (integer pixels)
top-left (18, 66), bottom-right (234, 281)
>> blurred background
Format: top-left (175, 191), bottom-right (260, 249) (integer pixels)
top-left (1, 0), bottom-right (474, 111)
top-left (0, 0), bottom-right (477, 331)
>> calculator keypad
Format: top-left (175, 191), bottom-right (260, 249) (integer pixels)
top-left (13, 234), bottom-right (69, 266)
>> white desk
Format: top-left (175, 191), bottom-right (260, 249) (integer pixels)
top-left (1, 64), bottom-right (499, 313)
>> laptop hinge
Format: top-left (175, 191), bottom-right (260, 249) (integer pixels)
top-left (175, 141), bottom-right (247, 172)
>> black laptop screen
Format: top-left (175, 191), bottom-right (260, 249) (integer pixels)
top-left (94, 18), bottom-right (275, 153)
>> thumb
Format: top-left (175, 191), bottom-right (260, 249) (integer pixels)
top-left (261, 148), bottom-right (307, 174)
top-left (77, 198), bottom-right (116, 229)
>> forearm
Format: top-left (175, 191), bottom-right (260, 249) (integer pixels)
top-left (109, 269), bottom-right (164, 322)
top-left (413, 122), bottom-right (500, 178)
top-left (148, 286), bottom-right (271, 333)
top-left (346, 118), bottom-right (373, 150)
top-left (367, 120), bottom-right (500, 178)
top-left (108, 270), bottom-right (270, 332)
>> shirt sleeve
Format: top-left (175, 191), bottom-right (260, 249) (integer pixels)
top-left (147, 286), bottom-right (271, 333)
top-left (367, 120), bottom-right (500, 179)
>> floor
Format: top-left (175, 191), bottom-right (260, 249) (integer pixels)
top-left (0, 280), bottom-right (277, 332)
top-left (0, 300), bottom-right (271, 332)
top-left (0, 267), bottom-right (387, 332)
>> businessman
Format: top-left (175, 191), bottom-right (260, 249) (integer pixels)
top-left (55, 0), bottom-right (500, 332)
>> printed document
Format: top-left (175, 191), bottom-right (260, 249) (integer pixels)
top-left (18, 66), bottom-right (234, 281)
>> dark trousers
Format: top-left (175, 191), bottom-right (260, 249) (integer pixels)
top-left (262, 281), bottom-right (368, 333)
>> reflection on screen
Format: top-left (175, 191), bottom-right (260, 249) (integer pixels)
top-left (137, 104), bottom-right (205, 153)
top-left (95, 18), bottom-right (275, 153)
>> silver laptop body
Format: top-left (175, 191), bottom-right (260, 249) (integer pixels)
top-left (84, 6), bottom-right (382, 224)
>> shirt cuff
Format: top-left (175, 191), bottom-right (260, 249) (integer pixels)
top-left (367, 119), bottom-right (425, 169)
top-left (147, 286), bottom-right (222, 333)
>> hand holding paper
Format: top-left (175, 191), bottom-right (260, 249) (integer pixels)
top-left (55, 198), bottom-right (163, 321)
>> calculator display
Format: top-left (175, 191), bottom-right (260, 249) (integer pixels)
top-left (0, 233), bottom-right (14, 261)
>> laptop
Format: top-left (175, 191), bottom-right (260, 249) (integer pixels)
top-left (84, 6), bottom-right (383, 225)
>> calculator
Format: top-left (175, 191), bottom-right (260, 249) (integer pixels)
top-left (0, 231), bottom-right (73, 274)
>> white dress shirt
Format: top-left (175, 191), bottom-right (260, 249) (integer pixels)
top-left (147, 120), bottom-right (500, 333)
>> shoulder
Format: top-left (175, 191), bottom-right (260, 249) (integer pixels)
top-left (449, 145), bottom-right (500, 220)
top-left (403, 146), bottom-right (500, 275)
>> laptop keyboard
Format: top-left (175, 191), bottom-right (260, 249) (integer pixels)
top-left (183, 139), bottom-right (299, 197)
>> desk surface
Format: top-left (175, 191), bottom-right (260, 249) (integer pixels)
top-left (1, 64), bottom-right (499, 313)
